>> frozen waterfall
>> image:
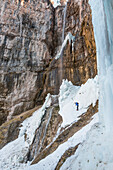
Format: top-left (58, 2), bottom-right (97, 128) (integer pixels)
top-left (89, 0), bottom-right (113, 131)
top-left (62, 2), bottom-right (67, 43)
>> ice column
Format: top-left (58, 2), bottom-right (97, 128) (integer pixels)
top-left (89, 0), bottom-right (113, 131)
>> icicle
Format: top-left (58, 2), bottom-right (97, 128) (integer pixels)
top-left (62, 2), bottom-right (67, 43)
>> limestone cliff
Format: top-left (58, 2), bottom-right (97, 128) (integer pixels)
top-left (43, 0), bottom-right (97, 97)
top-left (0, 0), bottom-right (54, 123)
top-left (0, 0), bottom-right (97, 125)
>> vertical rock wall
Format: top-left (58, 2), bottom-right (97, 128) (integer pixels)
top-left (0, 0), bottom-right (54, 123)
top-left (43, 0), bottom-right (97, 96)
top-left (0, 0), bottom-right (97, 124)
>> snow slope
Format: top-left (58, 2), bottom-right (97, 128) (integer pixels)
top-left (0, 94), bottom-right (51, 170)
top-left (26, 76), bottom-right (99, 170)
top-left (27, 114), bottom-right (99, 170)
top-left (0, 77), bottom-right (99, 170)
top-left (59, 76), bottom-right (99, 127)
top-left (61, 121), bottom-right (113, 170)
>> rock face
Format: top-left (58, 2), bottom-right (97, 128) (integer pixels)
top-left (0, 0), bottom-right (97, 124)
top-left (0, 0), bottom-right (54, 123)
top-left (44, 0), bottom-right (97, 96)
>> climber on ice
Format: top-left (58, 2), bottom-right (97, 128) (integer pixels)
top-left (75, 102), bottom-right (79, 111)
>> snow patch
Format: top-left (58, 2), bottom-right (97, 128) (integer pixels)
top-left (53, 0), bottom-right (61, 8)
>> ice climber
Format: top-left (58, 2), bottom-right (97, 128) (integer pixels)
top-left (75, 102), bottom-right (79, 111)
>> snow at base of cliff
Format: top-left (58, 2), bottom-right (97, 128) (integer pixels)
top-left (0, 94), bottom-right (52, 170)
top-left (26, 76), bottom-right (99, 170)
top-left (61, 123), bottom-right (113, 170)
top-left (27, 114), bottom-right (99, 170)
top-left (59, 76), bottom-right (99, 127)
top-left (0, 77), bottom-right (99, 170)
